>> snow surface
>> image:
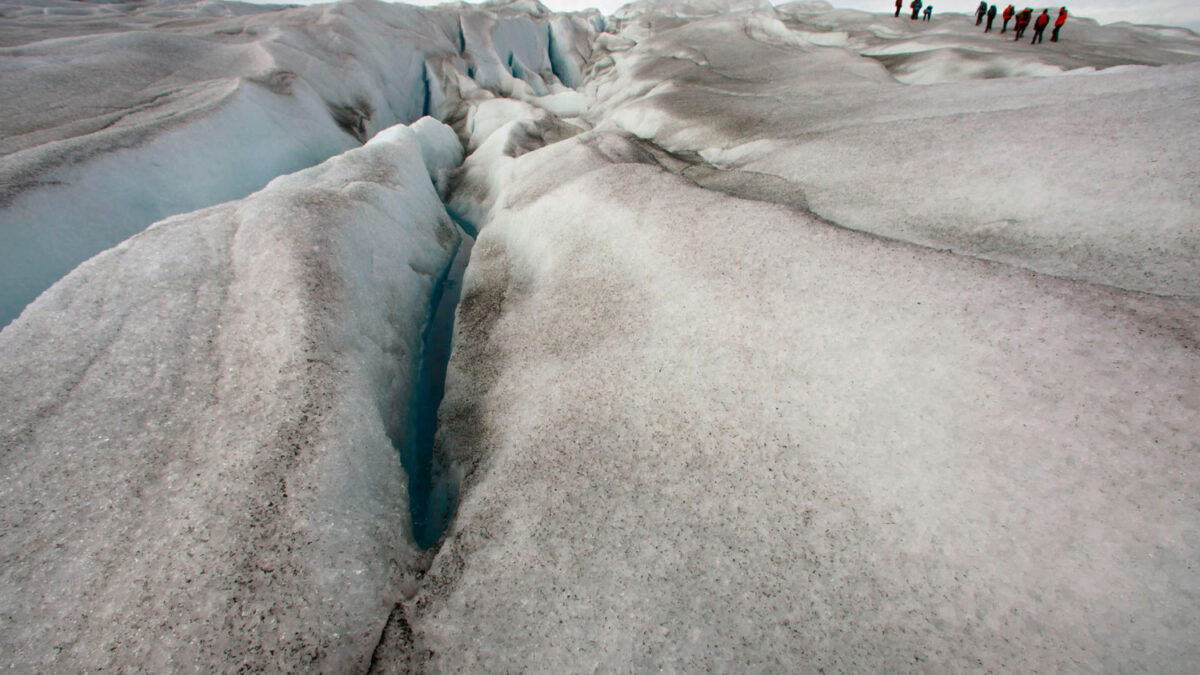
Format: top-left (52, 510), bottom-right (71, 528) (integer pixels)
top-left (2, 0), bottom-right (1200, 670)
top-left (0, 117), bottom-right (463, 671)
top-left (0, 0), bottom-right (600, 328)
top-left (415, 1), bottom-right (1200, 671)
top-left (423, 129), bottom-right (1200, 672)
top-left (593, 3), bottom-right (1200, 296)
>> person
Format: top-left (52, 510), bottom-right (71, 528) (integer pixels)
top-left (1001, 4), bottom-right (1015, 32)
top-left (1014, 8), bottom-right (1032, 39)
top-left (1051, 6), bottom-right (1068, 41)
top-left (923, 4), bottom-right (932, 20)
top-left (1032, 8), bottom-right (1050, 43)
top-left (976, 1), bottom-right (988, 25)
top-left (985, 4), bottom-right (997, 31)
top-left (895, 0), bottom-right (903, 18)
top-left (911, 0), bottom-right (922, 20)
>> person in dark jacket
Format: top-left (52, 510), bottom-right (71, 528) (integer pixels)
top-left (911, 0), bottom-right (922, 20)
top-left (1001, 4), bottom-right (1015, 32)
top-left (895, 0), bottom-right (903, 18)
top-left (975, 1), bottom-right (988, 25)
top-left (1032, 8), bottom-right (1050, 43)
top-left (1051, 7), bottom-right (1068, 41)
top-left (923, 4), bottom-right (932, 20)
top-left (1014, 8), bottom-right (1032, 39)
top-left (985, 4), bottom-right (998, 31)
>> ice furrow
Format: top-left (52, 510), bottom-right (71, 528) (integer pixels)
top-left (639, 133), bottom-right (1189, 299)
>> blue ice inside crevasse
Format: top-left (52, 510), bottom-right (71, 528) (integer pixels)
top-left (403, 219), bottom-right (475, 550)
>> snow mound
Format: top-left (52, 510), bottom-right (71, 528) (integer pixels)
top-left (409, 2), bottom-right (1200, 671)
top-left (0, 118), bottom-right (463, 672)
top-left (774, 3), bottom-right (1200, 85)
top-left (420, 123), bottom-right (1200, 673)
top-left (588, 8), bottom-right (1200, 296)
top-left (0, 0), bottom-right (599, 328)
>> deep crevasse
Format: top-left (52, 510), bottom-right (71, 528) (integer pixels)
top-left (0, 0), bottom-right (601, 667)
top-left (401, 223), bottom-right (475, 550)
top-left (0, 0), bottom-right (601, 329)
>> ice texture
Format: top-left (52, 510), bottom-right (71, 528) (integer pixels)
top-left (592, 6), bottom-right (1200, 296)
top-left (0, 117), bottom-right (463, 671)
top-left (0, 0), bottom-right (599, 327)
top-left (422, 131), bottom-right (1200, 672)
top-left (410, 1), bottom-right (1200, 672)
top-left (3, 0), bottom-right (1200, 670)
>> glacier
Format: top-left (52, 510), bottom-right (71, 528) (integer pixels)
top-left (1, 0), bottom-right (1199, 671)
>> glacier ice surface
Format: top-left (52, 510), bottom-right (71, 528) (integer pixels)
top-left (416, 2), bottom-right (1200, 672)
top-left (0, 117), bottom-right (463, 671)
top-left (0, 0), bottom-right (598, 328)
top-left (2, 0), bottom-right (1200, 671)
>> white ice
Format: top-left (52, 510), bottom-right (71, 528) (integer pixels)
top-left (593, 4), bottom-right (1200, 296)
top-left (2, 0), bottom-right (1199, 671)
top-left (0, 0), bottom-right (599, 327)
top-left (422, 128), bottom-right (1200, 672)
top-left (0, 116), bottom-right (463, 671)
top-left (414, 1), bottom-right (1200, 671)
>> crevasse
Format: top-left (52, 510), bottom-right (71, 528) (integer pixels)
top-left (400, 219), bottom-right (475, 549)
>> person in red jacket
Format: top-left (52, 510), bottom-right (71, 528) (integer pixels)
top-left (1001, 4), bottom-right (1015, 32)
top-left (1031, 8), bottom-right (1050, 43)
top-left (895, 0), bottom-right (903, 18)
top-left (1051, 7), bottom-right (1068, 41)
top-left (1014, 8), bottom-right (1032, 40)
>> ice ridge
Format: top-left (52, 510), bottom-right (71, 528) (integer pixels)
top-left (0, 0), bottom-right (601, 328)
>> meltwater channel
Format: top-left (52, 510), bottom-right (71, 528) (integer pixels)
top-left (401, 220), bottom-right (474, 550)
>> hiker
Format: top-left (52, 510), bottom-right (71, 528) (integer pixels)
top-left (985, 4), bottom-right (997, 31)
top-left (911, 0), bottom-right (922, 20)
top-left (923, 4), bottom-right (932, 20)
top-left (1051, 6), bottom-right (1068, 41)
top-left (1032, 8), bottom-right (1050, 43)
top-left (1001, 4), bottom-right (1015, 32)
top-left (975, 1), bottom-right (988, 25)
top-left (895, 0), bottom-right (902, 18)
top-left (1014, 8), bottom-right (1032, 39)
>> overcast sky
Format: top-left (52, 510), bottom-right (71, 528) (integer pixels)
top-left (264, 0), bottom-right (1200, 32)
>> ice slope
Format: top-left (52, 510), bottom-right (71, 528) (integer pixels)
top-left (2, 0), bottom-right (1200, 670)
top-left (408, 1), bottom-right (1200, 671)
top-left (0, 0), bottom-right (600, 328)
top-left (591, 2), bottom-right (1200, 297)
top-left (418, 126), bottom-right (1200, 674)
top-left (776, 2), bottom-right (1200, 83)
top-left (0, 118), bottom-right (463, 672)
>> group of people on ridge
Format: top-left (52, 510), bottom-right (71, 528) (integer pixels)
top-left (896, 0), bottom-right (933, 21)
top-left (894, 1), bottom-right (1068, 43)
top-left (978, 3), bottom-right (1069, 43)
